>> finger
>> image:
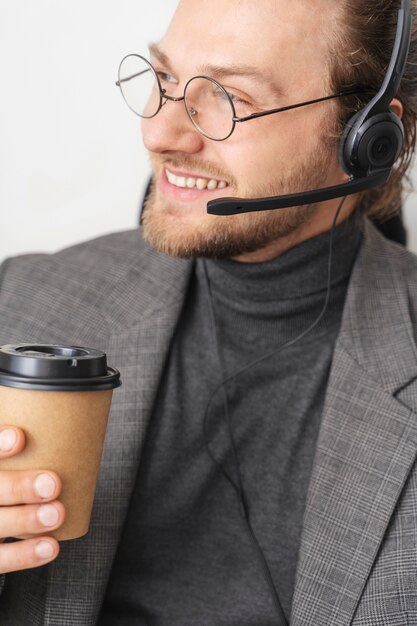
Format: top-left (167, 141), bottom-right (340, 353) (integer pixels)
top-left (0, 537), bottom-right (59, 574)
top-left (0, 501), bottom-right (65, 539)
top-left (0, 470), bottom-right (62, 506)
top-left (0, 427), bottom-right (26, 458)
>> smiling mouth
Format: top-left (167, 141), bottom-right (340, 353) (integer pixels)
top-left (165, 168), bottom-right (229, 191)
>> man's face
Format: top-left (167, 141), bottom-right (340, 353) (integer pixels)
top-left (142, 0), bottom-right (344, 259)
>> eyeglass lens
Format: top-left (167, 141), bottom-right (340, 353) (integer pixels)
top-left (118, 55), bottom-right (162, 119)
top-left (118, 55), bottom-right (236, 140)
top-left (184, 77), bottom-right (235, 140)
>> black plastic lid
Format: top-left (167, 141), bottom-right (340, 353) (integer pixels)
top-left (0, 344), bottom-right (121, 391)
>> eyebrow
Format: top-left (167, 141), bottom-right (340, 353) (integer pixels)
top-left (148, 42), bottom-right (286, 99)
top-left (149, 43), bottom-right (173, 70)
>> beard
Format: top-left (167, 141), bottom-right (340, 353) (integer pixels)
top-left (142, 143), bottom-right (333, 259)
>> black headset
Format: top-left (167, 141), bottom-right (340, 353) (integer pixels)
top-left (207, 0), bottom-right (412, 216)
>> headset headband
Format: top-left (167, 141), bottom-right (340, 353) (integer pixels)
top-left (361, 0), bottom-right (411, 121)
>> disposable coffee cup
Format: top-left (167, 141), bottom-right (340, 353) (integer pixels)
top-left (0, 344), bottom-right (121, 540)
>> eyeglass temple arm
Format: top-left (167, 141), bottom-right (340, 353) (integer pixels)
top-left (115, 68), bottom-right (151, 87)
top-left (233, 90), bottom-right (369, 123)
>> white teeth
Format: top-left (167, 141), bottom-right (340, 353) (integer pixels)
top-left (196, 178), bottom-right (208, 190)
top-left (166, 169), bottom-right (176, 185)
top-left (166, 169), bottom-right (227, 191)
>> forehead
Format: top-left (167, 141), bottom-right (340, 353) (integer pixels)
top-left (159, 0), bottom-right (339, 91)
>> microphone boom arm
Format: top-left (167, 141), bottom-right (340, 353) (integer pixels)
top-left (207, 169), bottom-right (391, 215)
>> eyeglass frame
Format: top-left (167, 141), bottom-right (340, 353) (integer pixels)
top-left (116, 54), bottom-right (366, 142)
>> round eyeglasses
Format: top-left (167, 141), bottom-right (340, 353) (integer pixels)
top-left (116, 54), bottom-right (363, 142)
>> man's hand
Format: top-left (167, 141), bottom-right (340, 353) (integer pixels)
top-left (0, 427), bottom-right (65, 574)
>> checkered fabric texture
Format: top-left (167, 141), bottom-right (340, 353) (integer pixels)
top-left (0, 221), bottom-right (415, 625)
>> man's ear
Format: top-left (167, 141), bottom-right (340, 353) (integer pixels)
top-left (390, 97), bottom-right (404, 119)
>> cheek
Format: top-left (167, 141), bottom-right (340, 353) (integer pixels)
top-left (220, 122), bottom-right (309, 189)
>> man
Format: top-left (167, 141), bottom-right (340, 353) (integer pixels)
top-left (0, 0), bottom-right (416, 624)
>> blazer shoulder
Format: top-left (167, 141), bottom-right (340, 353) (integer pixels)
top-left (358, 220), bottom-right (417, 339)
top-left (363, 219), bottom-right (417, 288)
top-left (339, 220), bottom-right (417, 394)
top-left (0, 229), bottom-right (147, 281)
top-left (0, 229), bottom-right (192, 344)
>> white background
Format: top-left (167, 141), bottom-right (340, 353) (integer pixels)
top-left (0, 1), bottom-right (416, 263)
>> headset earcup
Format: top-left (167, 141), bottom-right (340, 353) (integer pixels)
top-left (340, 111), bottom-right (404, 177)
top-left (339, 111), bottom-right (362, 176)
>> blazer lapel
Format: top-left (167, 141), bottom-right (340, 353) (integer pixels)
top-left (291, 221), bottom-right (417, 626)
top-left (43, 239), bottom-right (194, 625)
top-left (290, 350), bottom-right (417, 626)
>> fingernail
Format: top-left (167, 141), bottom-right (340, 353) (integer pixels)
top-left (34, 474), bottom-right (56, 499)
top-left (0, 429), bottom-right (17, 452)
top-left (38, 504), bottom-right (59, 527)
top-left (35, 541), bottom-right (54, 559)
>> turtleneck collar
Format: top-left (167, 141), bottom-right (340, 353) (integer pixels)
top-left (198, 211), bottom-right (363, 304)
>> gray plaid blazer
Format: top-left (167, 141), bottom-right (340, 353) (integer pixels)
top-left (0, 219), bottom-right (416, 625)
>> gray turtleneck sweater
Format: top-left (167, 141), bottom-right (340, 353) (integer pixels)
top-left (99, 214), bottom-right (362, 626)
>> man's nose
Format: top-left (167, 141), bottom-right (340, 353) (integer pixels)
top-left (142, 99), bottom-right (204, 155)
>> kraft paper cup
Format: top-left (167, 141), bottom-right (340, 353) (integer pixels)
top-left (0, 344), bottom-right (121, 540)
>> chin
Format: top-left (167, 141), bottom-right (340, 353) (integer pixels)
top-left (141, 185), bottom-right (225, 257)
top-left (141, 207), bottom-right (221, 258)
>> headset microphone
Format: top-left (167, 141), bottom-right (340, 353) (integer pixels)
top-left (207, 0), bottom-right (411, 217)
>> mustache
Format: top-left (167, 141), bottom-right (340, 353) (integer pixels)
top-left (150, 154), bottom-right (237, 186)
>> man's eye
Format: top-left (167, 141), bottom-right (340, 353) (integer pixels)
top-left (226, 90), bottom-right (253, 109)
top-left (157, 71), bottom-right (177, 84)
top-left (228, 92), bottom-right (246, 104)
top-left (212, 87), bottom-right (247, 105)
top-left (222, 90), bottom-right (255, 113)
